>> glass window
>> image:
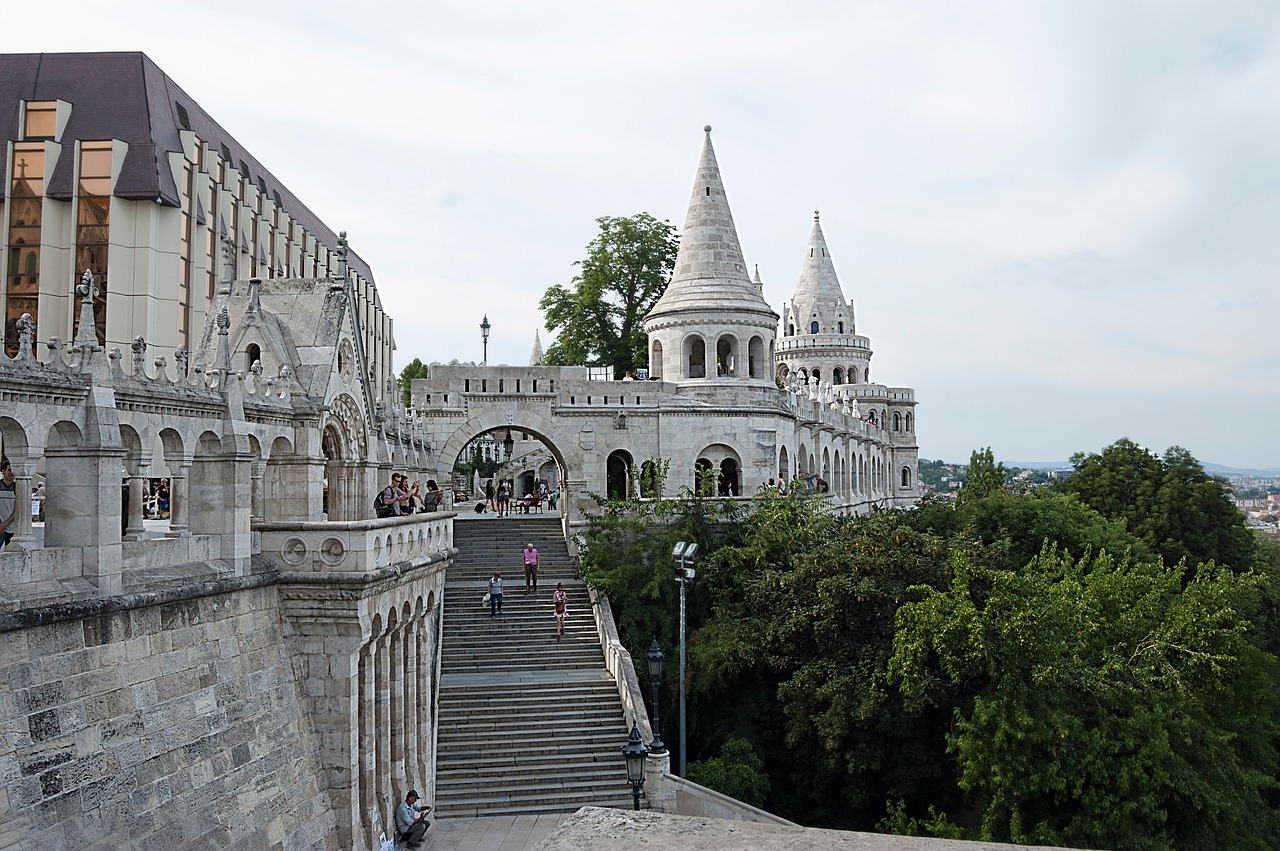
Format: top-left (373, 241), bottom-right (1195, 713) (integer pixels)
top-left (23, 103), bottom-right (57, 139)
top-left (6, 144), bottom-right (46, 355)
top-left (75, 142), bottom-right (113, 345)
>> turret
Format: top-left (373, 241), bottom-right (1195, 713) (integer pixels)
top-left (644, 126), bottom-right (778, 385)
top-left (776, 212), bottom-right (872, 387)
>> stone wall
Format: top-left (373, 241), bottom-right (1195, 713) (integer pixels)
top-left (0, 580), bottom-right (340, 851)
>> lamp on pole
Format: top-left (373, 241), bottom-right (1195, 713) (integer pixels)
top-left (480, 314), bottom-right (491, 364)
top-left (621, 722), bottom-right (648, 811)
top-left (671, 541), bottom-right (697, 776)
top-left (646, 637), bottom-right (666, 755)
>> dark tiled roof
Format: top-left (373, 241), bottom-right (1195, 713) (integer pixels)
top-left (0, 52), bottom-right (375, 284)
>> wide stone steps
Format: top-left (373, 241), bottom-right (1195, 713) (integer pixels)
top-left (434, 519), bottom-right (635, 817)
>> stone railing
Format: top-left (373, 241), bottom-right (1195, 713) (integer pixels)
top-left (257, 512), bottom-right (455, 573)
top-left (586, 583), bottom-right (792, 824)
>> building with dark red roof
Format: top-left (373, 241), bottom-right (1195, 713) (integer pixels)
top-left (1, 52), bottom-right (394, 400)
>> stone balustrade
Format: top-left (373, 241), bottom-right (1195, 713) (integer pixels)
top-left (257, 511), bottom-right (455, 573)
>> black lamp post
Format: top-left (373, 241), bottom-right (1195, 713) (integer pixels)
top-left (646, 637), bottom-right (666, 755)
top-left (480, 314), bottom-right (490, 364)
top-left (502, 431), bottom-right (515, 459)
top-left (621, 722), bottom-right (648, 811)
top-left (672, 541), bottom-right (697, 776)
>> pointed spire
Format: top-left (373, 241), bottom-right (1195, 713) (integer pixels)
top-left (529, 330), bottom-right (544, 366)
top-left (790, 210), bottom-right (851, 335)
top-left (647, 126), bottom-right (776, 320)
top-left (752, 264), bottom-right (763, 288)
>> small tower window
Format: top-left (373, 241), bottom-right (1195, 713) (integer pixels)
top-left (705, 187), bottom-right (710, 196)
top-left (810, 321), bottom-right (819, 334)
top-left (837, 321), bottom-right (844, 333)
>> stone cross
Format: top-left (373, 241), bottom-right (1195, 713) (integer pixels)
top-left (131, 336), bottom-right (148, 375)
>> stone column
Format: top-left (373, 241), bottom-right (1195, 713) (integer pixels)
top-left (403, 621), bottom-right (417, 790)
top-left (4, 459), bottom-right (37, 550)
top-left (358, 643), bottom-right (375, 851)
top-left (250, 461), bottom-right (265, 524)
top-left (416, 615), bottom-right (431, 792)
top-left (376, 633), bottom-right (392, 831)
top-left (166, 461), bottom-right (192, 537)
top-left (389, 627), bottom-right (405, 793)
top-left (124, 473), bottom-right (146, 540)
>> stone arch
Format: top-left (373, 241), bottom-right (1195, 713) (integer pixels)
top-left (606, 449), bottom-right (633, 500)
top-left (715, 334), bottom-right (739, 377)
top-left (47, 420), bottom-right (83, 450)
top-left (797, 442), bottom-right (809, 477)
top-left (906, 412), bottom-right (913, 432)
top-left (696, 442), bottom-right (742, 496)
top-left (811, 368), bottom-right (820, 382)
top-left (778, 445), bottom-right (789, 482)
top-left (810, 320), bottom-right (819, 334)
top-left (747, 335), bottom-right (764, 379)
top-left (439, 411), bottom-right (577, 513)
top-left (892, 412), bottom-right (901, 431)
top-left (650, 339), bottom-right (664, 380)
top-left (822, 447), bottom-right (830, 486)
top-left (683, 334), bottom-right (707, 379)
top-left (901, 466), bottom-right (912, 488)
top-left (797, 367), bottom-right (808, 383)
top-left (43, 419), bottom-right (96, 549)
top-left (776, 362), bottom-right (789, 380)
top-left (0, 415), bottom-right (31, 462)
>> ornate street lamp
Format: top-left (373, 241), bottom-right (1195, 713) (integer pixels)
top-left (502, 431), bottom-right (515, 459)
top-left (672, 541), bottom-right (697, 776)
top-left (480, 314), bottom-right (491, 364)
top-left (621, 722), bottom-right (648, 811)
top-left (646, 637), bottom-right (666, 755)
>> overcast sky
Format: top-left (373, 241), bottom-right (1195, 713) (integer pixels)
top-left (35, 1), bottom-right (1280, 468)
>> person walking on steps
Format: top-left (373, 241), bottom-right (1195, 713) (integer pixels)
top-left (485, 479), bottom-right (495, 513)
top-left (522, 542), bottom-right (539, 594)
top-left (488, 571), bottom-right (504, 618)
top-left (395, 789), bottom-right (432, 848)
top-left (553, 583), bottom-right (568, 643)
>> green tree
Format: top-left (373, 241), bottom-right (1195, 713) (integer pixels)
top-left (1058, 439), bottom-right (1256, 571)
top-left (397, 357), bottom-right (429, 407)
top-left (957, 447), bottom-right (1006, 507)
top-left (539, 213), bottom-right (679, 378)
top-left (687, 737), bottom-right (770, 808)
top-left (890, 550), bottom-right (1280, 850)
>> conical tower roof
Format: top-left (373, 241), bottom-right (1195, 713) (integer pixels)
top-left (647, 127), bottom-right (777, 321)
top-left (529, 330), bottom-right (544, 366)
top-left (789, 211), bottom-right (851, 333)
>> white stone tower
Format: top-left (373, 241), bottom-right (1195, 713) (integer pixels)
top-left (644, 126), bottom-right (779, 386)
top-left (777, 212), bottom-right (873, 386)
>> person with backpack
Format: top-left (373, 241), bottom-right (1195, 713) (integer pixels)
top-left (488, 571), bottom-right (504, 619)
top-left (376, 474), bottom-right (408, 518)
top-left (553, 583), bottom-right (568, 643)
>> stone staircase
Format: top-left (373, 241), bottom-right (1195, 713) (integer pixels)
top-left (434, 517), bottom-right (635, 817)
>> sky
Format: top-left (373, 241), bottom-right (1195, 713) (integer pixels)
top-left (31, 0), bottom-right (1280, 468)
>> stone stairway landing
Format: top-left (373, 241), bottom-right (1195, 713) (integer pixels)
top-left (434, 518), bottom-right (635, 818)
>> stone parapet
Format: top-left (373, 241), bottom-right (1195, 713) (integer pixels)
top-left (257, 512), bottom-right (455, 574)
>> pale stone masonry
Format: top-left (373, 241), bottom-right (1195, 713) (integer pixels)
top-left (413, 128), bottom-right (920, 547)
top-left (1, 263), bottom-right (449, 850)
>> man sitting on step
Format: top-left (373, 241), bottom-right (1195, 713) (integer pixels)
top-left (395, 789), bottom-right (432, 848)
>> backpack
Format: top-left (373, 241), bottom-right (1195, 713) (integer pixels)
top-left (374, 487), bottom-right (397, 518)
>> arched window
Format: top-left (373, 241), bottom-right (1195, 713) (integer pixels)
top-left (837, 321), bottom-right (844, 333)
top-left (811, 368), bottom-right (820, 382)
top-left (685, 335), bottom-right (706, 378)
top-left (892, 412), bottom-right (900, 431)
top-left (849, 366), bottom-right (859, 384)
top-left (650, 340), bottom-right (663, 379)
top-left (906, 412), bottom-right (913, 432)
top-left (748, 336), bottom-right (764, 379)
top-left (797, 367), bottom-right (808, 382)
top-left (719, 458), bottom-right (739, 496)
top-left (901, 467), bottom-right (911, 488)
top-left (716, 335), bottom-right (737, 377)
top-left (778, 446), bottom-right (790, 483)
top-left (832, 367), bottom-right (844, 385)
top-left (607, 449), bottom-right (633, 500)
top-left (787, 323), bottom-right (795, 336)
top-left (694, 458), bottom-right (715, 496)
top-left (246, 343), bottom-right (262, 372)
top-left (640, 460), bottom-right (660, 498)
top-left (810, 321), bottom-right (819, 334)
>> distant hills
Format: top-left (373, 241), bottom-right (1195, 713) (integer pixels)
top-left (997, 460), bottom-right (1280, 477)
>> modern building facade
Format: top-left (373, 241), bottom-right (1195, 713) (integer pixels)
top-left (0, 52), bottom-right (395, 403)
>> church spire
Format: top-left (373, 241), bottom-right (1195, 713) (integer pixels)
top-left (789, 210), bottom-right (852, 335)
top-left (529, 330), bottom-right (544, 366)
top-left (647, 126), bottom-right (776, 320)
